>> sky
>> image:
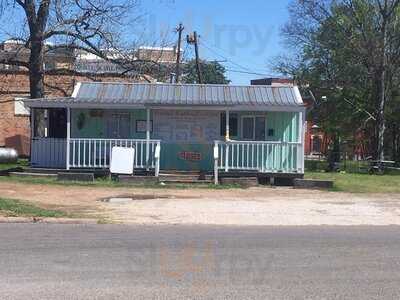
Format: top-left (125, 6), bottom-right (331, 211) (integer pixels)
top-left (0, 0), bottom-right (292, 85)
top-left (139, 0), bottom-right (292, 85)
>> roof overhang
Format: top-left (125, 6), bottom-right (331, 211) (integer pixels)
top-left (24, 99), bottom-right (306, 112)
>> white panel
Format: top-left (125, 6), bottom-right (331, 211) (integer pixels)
top-left (14, 98), bottom-right (30, 116)
top-left (110, 146), bottom-right (135, 174)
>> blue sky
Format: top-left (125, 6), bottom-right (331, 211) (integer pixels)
top-left (0, 0), bottom-right (292, 85)
top-left (140, 0), bottom-right (291, 84)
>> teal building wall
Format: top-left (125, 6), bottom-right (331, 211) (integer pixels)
top-left (70, 109), bottom-right (301, 171)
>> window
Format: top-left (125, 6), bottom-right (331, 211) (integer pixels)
top-left (241, 116), bottom-right (266, 140)
top-left (106, 113), bottom-right (131, 138)
top-left (220, 112), bottom-right (238, 137)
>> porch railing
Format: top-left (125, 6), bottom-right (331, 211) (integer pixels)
top-left (68, 138), bottom-right (161, 175)
top-left (214, 140), bottom-right (304, 174)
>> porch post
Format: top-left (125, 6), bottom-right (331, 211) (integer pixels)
top-left (298, 109), bottom-right (306, 173)
top-left (66, 107), bottom-right (71, 170)
top-left (44, 109), bottom-right (49, 138)
top-left (146, 108), bottom-right (151, 171)
top-left (225, 110), bottom-right (230, 172)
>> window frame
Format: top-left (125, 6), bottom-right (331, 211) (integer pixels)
top-left (240, 115), bottom-right (266, 141)
top-left (220, 112), bottom-right (238, 137)
top-left (106, 112), bottom-right (132, 139)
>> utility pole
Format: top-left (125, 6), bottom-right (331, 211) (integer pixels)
top-left (175, 23), bottom-right (184, 83)
top-left (187, 31), bottom-right (203, 84)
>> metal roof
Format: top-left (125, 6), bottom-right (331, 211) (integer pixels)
top-left (25, 82), bottom-right (304, 107)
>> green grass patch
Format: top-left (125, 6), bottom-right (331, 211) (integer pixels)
top-left (0, 159), bottom-right (29, 171)
top-left (305, 171), bottom-right (400, 193)
top-left (0, 198), bottom-right (70, 218)
top-left (0, 175), bottom-right (243, 190)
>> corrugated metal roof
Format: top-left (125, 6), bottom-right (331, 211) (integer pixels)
top-left (73, 82), bottom-right (303, 106)
top-left (25, 82), bottom-right (304, 107)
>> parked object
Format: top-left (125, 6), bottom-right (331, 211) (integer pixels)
top-left (24, 82), bottom-right (306, 183)
top-left (0, 148), bottom-right (18, 163)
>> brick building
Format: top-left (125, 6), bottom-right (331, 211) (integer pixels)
top-left (0, 39), bottom-right (178, 157)
top-left (0, 70), bottom-right (148, 156)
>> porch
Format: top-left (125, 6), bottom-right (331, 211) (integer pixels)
top-left (25, 81), bottom-right (306, 183)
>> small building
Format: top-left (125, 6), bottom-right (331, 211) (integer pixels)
top-left (24, 82), bottom-right (306, 181)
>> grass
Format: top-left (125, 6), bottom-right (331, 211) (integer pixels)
top-left (0, 159), bottom-right (29, 171)
top-left (0, 175), bottom-right (243, 190)
top-left (305, 171), bottom-right (400, 193)
top-left (0, 197), bottom-right (70, 218)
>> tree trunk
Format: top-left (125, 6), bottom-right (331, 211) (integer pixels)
top-left (29, 34), bottom-right (45, 99)
top-left (376, 19), bottom-right (388, 162)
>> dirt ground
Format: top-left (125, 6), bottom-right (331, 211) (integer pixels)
top-left (1, 181), bottom-right (400, 225)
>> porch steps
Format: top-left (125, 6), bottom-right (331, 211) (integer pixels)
top-left (158, 172), bottom-right (213, 184)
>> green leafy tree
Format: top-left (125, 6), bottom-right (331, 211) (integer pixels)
top-left (182, 59), bottom-right (230, 84)
top-left (274, 0), bottom-right (400, 161)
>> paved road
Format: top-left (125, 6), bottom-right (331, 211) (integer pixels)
top-left (1, 224), bottom-right (400, 299)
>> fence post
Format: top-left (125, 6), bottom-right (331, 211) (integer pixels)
top-left (225, 143), bottom-right (229, 172)
top-left (214, 141), bottom-right (219, 185)
top-left (66, 108), bottom-right (71, 170)
top-left (155, 141), bottom-right (161, 177)
top-left (146, 108), bottom-right (151, 170)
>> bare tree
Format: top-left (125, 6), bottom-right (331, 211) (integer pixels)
top-left (0, 0), bottom-right (171, 98)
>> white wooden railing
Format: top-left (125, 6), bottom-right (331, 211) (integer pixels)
top-left (214, 140), bottom-right (304, 175)
top-left (68, 138), bottom-right (161, 175)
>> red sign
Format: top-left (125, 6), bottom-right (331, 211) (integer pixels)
top-left (178, 151), bottom-right (202, 161)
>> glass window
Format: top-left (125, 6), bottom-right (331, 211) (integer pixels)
top-left (242, 117), bottom-right (254, 139)
top-left (220, 113), bottom-right (238, 137)
top-left (255, 117), bottom-right (266, 140)
top-left (107, 113), bottom-right (131, 138)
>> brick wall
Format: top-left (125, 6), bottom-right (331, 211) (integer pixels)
top-left (0, 71), bottom-right (142, 156)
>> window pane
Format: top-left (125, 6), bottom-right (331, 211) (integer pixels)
top-left (255, 117), bottom-right (266, 140)
top-left (220, 113), bottom-right (238, 137)
top-left (242, 117), bottom-right (254, 139)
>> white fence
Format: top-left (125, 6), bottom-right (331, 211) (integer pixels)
top-left (31, 138), bottom-right (67, 168)
top-left (214, 140), bottom-right (304, 174)
top-left (68, 138), bottom-right (161, 173)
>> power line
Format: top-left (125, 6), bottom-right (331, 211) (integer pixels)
top-left (199, 40), bottom-right (253, 73)
top-left (199, 39), bottom-right (271, 74)
top-left (225, 68), bottom-right (275, 77)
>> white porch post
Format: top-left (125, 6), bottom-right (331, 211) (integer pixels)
top-left (146, 108), bottom-right (151, 171)
top-left (298, 108), bottom-right (306, 173)
top-left (44, 109), bottom-right (49, 138)
top-left (225, 110), bottom-right (230, 172)
top-left (66, 107), bottom-right (71, 170)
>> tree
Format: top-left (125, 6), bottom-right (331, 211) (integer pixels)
top-left (182, 59), bottom-right (230, 84)
top-left (0, 0), bottom-right (164, 98)
top-left (275, 0), bottom-right (400, 161)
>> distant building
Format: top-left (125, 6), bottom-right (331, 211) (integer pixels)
top-left (0, 39), bottom-right (178, 74)
top-left (250, 77), bottom-right (295, 86)
top-left (0, 39), bottom-right (178, 155)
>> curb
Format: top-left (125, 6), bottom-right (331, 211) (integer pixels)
top-left (0, 217), bottom-right (98, 224)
